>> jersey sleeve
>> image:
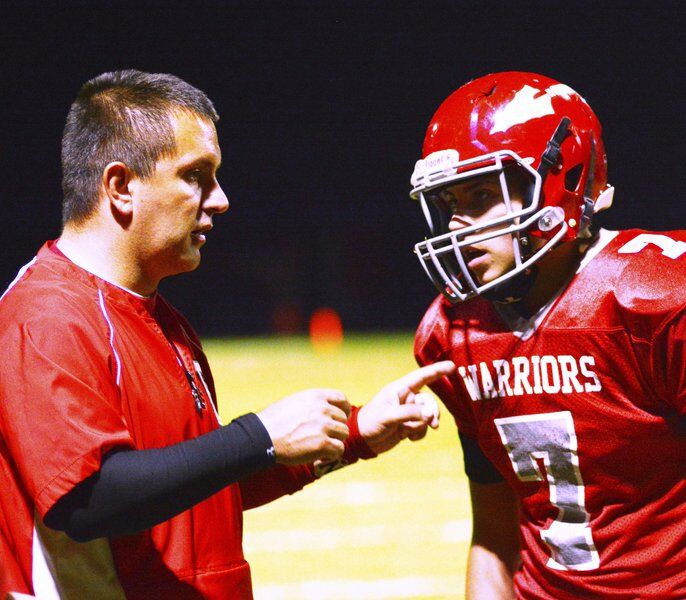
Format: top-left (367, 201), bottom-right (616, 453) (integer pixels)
top-left (0, 308), bottom-right (134, 518)
top-left (415, 313), bottom-right (498, 479)
top-left (652, 307), bottom-right (686, 415)
top-left (414, 297), bottom-right (479, 438)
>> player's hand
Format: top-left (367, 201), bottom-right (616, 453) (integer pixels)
top-left (357, 361), bottom-right (455, 455)
top-left (257, 389), bottom-right (351, 465)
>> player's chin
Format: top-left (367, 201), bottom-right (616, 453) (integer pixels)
top-left (475, 263), bottom-right (508, 286)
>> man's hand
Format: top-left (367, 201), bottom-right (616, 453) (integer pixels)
top-left (257, 389), bottom-right (351, 465)
top-left (358, 361), bottom-right (455, 454)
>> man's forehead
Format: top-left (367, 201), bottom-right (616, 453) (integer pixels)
top-left (170, 110), bottom-right (221, 163)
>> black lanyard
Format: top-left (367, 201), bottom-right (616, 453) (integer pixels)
top-left (161, 325), bottom-right (207, 416)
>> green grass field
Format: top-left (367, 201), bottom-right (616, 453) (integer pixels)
top-left (203, 332), bottom-right (471, 600)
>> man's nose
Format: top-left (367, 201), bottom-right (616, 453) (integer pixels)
top-left (207, 182), bottom-right (229, 215)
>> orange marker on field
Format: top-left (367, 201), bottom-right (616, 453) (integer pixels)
top-left (309, 307), bottom-right (343, 354)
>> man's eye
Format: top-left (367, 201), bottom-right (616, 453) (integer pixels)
top-left (186, 170), bottom-right (202, 183)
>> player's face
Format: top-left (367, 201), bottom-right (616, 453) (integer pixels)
top-left (438, 172), bottom-right (524, 286)
top-left (129, 110), bottom-right (228, 284)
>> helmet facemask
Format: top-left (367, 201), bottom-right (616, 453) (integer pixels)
top-left (412, 149), bottom-right (569, 304)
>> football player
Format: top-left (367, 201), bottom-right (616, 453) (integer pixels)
top-left (412, 71), bottom-right (686, 598)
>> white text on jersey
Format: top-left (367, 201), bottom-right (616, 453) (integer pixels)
top-left (457, 355), bottom-right (602, 401)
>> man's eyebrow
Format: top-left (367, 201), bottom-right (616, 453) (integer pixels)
top-left (180, 156), bottom-right (222, 171)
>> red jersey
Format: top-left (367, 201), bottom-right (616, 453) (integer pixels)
top-left (0, 242), bottom-right (316, 599)
top-left (415, 229), bottom-right (686, 599)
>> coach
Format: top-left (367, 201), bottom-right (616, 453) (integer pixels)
top-left (0, 70), bottom-right (453, 599)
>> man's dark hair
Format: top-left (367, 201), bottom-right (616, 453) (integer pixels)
top-left (61, 69), bottom-right (219, 225)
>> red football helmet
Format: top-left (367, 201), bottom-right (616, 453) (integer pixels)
top-left (410, 71), bottom-right (614, 303)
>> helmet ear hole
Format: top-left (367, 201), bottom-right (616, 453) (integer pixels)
top-left (564, 164), bottom-right (583, 192)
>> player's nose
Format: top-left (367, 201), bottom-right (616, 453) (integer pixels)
top-left (449, 213), bottom-right (475, 231)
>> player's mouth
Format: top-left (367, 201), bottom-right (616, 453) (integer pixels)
top-left (463, 247), bottom-right (488, 270)
top-left (191, 225), bottom-right (212, 245)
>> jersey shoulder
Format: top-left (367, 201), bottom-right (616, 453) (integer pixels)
top-left (559, 229), bottom-right (686, 335)
top-left (415, 295), bottom-right (449, 366)
top-left (591, 228), bottom-right (686, 308)
top-left (415, 294), bottom-right (494, 365)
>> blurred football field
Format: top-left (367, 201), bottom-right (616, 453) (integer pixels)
top-left (204, 332), bottom-right (470, 600)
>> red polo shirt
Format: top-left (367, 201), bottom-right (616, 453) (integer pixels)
top-left (1, 242), bottom-right (255, 598)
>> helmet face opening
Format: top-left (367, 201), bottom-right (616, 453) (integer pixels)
top-left (412, 149), bottom-right (568, 303)
top-left (413, 151), bottom-right (538, 237)
top-left (410, 72), bottom-right (609, 304)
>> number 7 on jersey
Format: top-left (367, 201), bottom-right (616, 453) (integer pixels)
top-left (494, 411), bottom-right (600, 571)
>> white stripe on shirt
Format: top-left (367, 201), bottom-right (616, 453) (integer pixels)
top-left (97, 289), bottom-right (122, 387)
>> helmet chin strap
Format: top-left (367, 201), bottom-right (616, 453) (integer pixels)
top-left (483, 266), bottom-right (538, 304)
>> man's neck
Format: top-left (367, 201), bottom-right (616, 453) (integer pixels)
top-left (57, 226), bottom-right (158, 296)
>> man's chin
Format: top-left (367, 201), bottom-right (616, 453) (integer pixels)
top-left (167, 251), bottom-right (202, 277)
top-left (182, 254), bottom-right (202, 272)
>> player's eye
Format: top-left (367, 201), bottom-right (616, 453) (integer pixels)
top-left (436, 190), bottom-right (459, 214)
top-left (464, 188), bottom-right (500, 212)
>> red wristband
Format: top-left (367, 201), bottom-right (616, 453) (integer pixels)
top-left (343, 405), bottom-right (378, 461)
top-left (311, 405), bottom-right (378, 479)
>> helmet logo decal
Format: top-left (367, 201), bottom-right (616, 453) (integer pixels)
top-left (490, 85), bottom-right (555, 134)
top-left (410, 149), bottom-right (460, 188)
top-left (547, 83), bottom-right (578, 100)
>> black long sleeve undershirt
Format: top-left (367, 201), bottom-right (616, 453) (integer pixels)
top-left (458, 431), bottom-right (504, 484)
top-left (44, 413), bottom-right (275, 542)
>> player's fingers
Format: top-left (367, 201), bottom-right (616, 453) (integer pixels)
top-left (401, 418), bottom-right (429, 433)
top-left (304, 388), bottom-right (351, 417)
top-left (325, 420), bottom-right (350, 442)
top-left (324, 393), bottom-right (351, 418)
top-left (414, 392), bottom-right (440, 429)
top-left (406, 424), bottom-right (429, 442)
top-left (393, 361), bottom-right (455, 394)
top-left (300, 388), bottom-right (350, 417)
top-left (324, 403), bottom-right (350, 424)
top-left (318, 437), bottom-right (345, 461)
top-left (381, 403), bottom-right (426, 425)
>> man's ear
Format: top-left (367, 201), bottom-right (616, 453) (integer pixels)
top-left (102, 162), bottom-right (134, 219)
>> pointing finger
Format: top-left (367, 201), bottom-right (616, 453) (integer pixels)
top-left (380, 403), bottom-right (430, 426)
top-left (394, 361), bottom-right (455, 394)
top-left (415, 392), bottom-right (440, 428)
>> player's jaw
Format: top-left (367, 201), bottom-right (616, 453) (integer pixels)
top-left (460, 234), bottom-right (518, 286)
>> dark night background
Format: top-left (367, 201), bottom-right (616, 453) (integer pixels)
top-left (2, 1), bottom-right (684, 335)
